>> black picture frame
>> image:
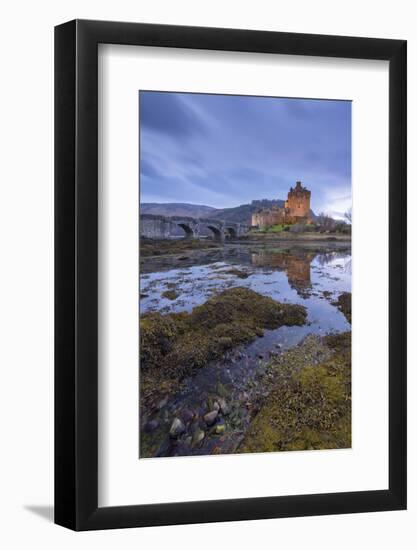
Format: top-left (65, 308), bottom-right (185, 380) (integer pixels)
top-left (55, 19), bottom-right (407, 531)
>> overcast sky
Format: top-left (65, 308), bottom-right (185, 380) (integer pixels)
top-left (139, 91), bottom-right (351, 218)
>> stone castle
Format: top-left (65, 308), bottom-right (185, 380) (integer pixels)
top-left (251, 181), bottom-right (312, 228)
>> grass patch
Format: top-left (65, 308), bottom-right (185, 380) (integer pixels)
top-left (239, 332), bottom-right (351, 453)
top-left (257, 224), bottom-right (290, 233)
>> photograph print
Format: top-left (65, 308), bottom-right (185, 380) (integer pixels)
top-left (139, 91), bottom-right (352, 459)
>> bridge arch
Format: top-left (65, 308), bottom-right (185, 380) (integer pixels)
top-left (205, 224), bottom-right (224, 242)
top-left (176, 222), bottom-right (195, 239)
top-left (225, 227), bottom-right (237, 239)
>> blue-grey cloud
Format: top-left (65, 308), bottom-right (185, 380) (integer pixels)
top-left (139, 91), bottom-right (351, 215)
top-left (139, 92), bottom-right (202, 137)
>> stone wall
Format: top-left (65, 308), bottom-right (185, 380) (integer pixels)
top-left (251, 207), bottom-right (287, 228)
top-left (140, 215), bottom-right (172, 239)
top-left (251, 208), bottom-right (310, 228)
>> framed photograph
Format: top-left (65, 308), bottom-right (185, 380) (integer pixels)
top-left (55, 20), bottom-right (406, 530)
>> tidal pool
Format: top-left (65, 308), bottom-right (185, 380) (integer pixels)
top-left (139, 242), bottom-right (351, 458)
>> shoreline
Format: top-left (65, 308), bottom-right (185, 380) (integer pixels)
top-left (140, 233), bottom-right (351, 260)
top-left (237, 232), bottom-right (351, 243)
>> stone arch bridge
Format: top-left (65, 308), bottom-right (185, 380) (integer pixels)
top-left (140, 214), bottom-right (249, 242)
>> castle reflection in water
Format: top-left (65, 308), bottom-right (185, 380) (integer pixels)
top-left (251, 248), bottom-right (351, 298)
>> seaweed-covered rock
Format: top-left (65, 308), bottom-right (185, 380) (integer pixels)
top-left (140, 287), bottom-right (307, 381)
top-left (161, 289), bottom-right (179, 300)
top-left (238, 332), bottom-right (351, 453)
top-left (140, 238), bottom-right (219, 257)
top-left (190, 287), bottom-right (306, 331)
top-left (139, 313), bottom-right (181, 368)
top-left (335, 292), bottom-right (351, 323)
top-left (223, 268), bottom-right (250, 279)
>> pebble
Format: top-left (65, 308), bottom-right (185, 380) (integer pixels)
top-left (215, 423), bottom-right (226, 435)
top-left (181, 408), bottom-right (194, 423)
top-left (191, 429), bottom-right (205, 447)
top-left (169, 417), bottom-right (185, 438)
top-left (204, 410), bottom-right (218, 425)
top-left (218, 398), bottom-right (230, 415)
top-left (158, 397), bottom-right (168, 410)
top-left (144, 419), bottom-right (159, 433)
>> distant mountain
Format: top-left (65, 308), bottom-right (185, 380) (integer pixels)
top-left (141, 202), bottom-right (216, 218)
top-left (210, 199), bottom-right (285, 224)
top-left (141, 200), bottom-right (316, 225)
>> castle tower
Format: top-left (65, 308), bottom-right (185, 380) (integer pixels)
top-left (286, 181), bottom-right (311, 220)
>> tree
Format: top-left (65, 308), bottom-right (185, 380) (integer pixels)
top-left (344, 207), bottom-right (352, 224)
top-left (317, 212), bottom-right (335, 231)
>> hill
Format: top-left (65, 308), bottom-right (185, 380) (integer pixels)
top-left (141, 202), bottom-right (216, 218)
top-left (209, 199), bottom-right (285, 224)
top-left (141, 200), bottom-right (316, 225)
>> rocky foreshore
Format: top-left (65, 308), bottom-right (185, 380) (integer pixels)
top-left (139, 288), bottom-right (352, 458)
top-left (140, 329), bottom-right (351, 458)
